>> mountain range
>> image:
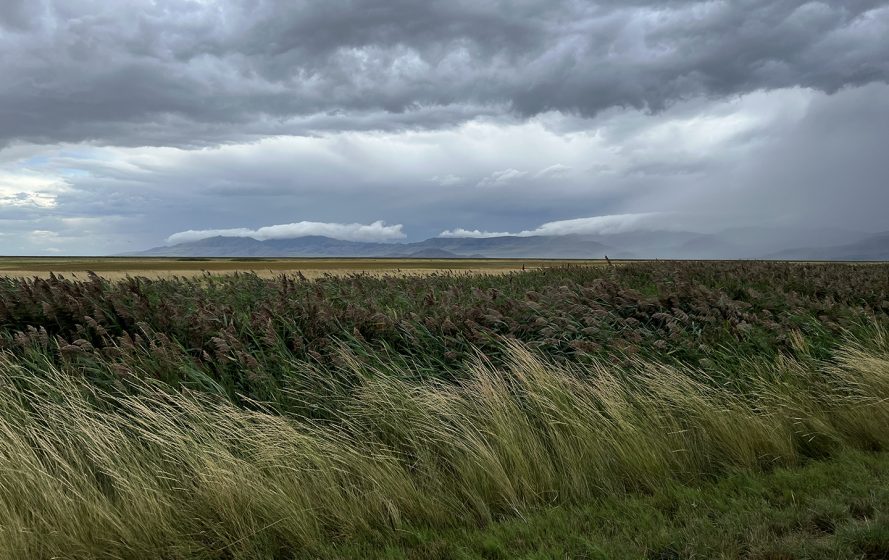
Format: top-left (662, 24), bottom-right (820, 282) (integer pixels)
top-left (129, 227), bottom-right (889, 260)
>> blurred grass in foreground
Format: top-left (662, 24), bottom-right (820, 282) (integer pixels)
top-left (1, 329), bottom-right (888, 559)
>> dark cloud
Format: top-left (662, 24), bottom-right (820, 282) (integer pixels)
top-left (636, 82), bottom-right (889, 234)
top-left (1, 0), bottom-right (887, 147)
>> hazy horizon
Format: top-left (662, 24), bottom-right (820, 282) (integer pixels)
top-left (2, 1), bottom-right (888, 255)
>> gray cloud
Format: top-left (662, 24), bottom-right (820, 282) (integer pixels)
top-left (477, 168), bottom-right (529, 187)
top-left (1, 2), bottom-right (887, 256)
top-left (1, 0), bottom-right (887, 147)
top-left (668, 81), bottom-right (889, 232)
top-left (4, 82), bottom-right (884, 256)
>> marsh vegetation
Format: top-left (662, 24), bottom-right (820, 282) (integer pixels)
top-left (0, 261), bottom-right (887, 558)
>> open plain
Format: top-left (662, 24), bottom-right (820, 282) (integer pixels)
top-left (0, 257), bottom-right (607, 279)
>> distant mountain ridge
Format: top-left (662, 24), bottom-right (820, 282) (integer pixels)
top-left (130, 234), bottom-right (612, 259)
top-left (767, 231), bottom-right (889, 261)
top-left (128, 228), bottom-right (888, 260)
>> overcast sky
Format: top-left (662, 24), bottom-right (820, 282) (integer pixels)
top-left (1, 0), bottom-right (888, 254)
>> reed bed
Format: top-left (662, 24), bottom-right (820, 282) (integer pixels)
top-left (2, 261), bottom-right (887, 414)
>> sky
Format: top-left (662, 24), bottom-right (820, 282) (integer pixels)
top-left (1, 0), bottom-right (888, 255)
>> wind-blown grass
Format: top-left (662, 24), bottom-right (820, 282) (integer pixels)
top-left (1, 329), bottom-right (888, 559)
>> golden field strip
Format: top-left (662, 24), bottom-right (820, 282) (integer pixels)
top-left (0, 257), bottom-right (607, 279)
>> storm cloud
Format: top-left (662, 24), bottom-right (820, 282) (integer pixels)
top-left (0, 0), bottom-right (887, 255)
top-left (2, 0), bottom-right (888, 147)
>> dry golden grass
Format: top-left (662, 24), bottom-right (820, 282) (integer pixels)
top-left (0, 257), bottom-right (606, 279)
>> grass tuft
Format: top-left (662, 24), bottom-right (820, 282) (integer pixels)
top-left (1, 330), bottom-right (888, 558)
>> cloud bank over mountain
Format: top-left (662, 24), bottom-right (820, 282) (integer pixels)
top-left (440, 213), bottom-right (663, 238)
top-left (166, 220), bottom-right (405, 244)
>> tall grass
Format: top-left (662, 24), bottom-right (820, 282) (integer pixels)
top-left (4, 262), bottom-right (887, 407)
top-left (1, 330), bottom-right (889, 559)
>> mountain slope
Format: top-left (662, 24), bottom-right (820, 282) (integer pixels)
top-left (416, 235), bottom-right (610, 258)
top-left (768, 231), bottom-right (889, 261)
top-left (129, 228), bottom-right (888, 260)
top-left (134, 236), bottom-right (394, 257)
top-left (130, 234), bottom-right (612, 259)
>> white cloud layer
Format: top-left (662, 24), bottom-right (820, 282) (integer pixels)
top-left (167, 220), bottom-right (405, 244)
top-left (522, 213), bottom-right (663, 236)
top-left (430, 174), bottom-right (463, 186)
top-left (440, 213), bottom-right (662, 238)
top-left (533, 164), bottom-right (572, 179)
top-left (437, 228), bottom-right (514, 239)
top-left (477, 168), bottom-right (528, 187)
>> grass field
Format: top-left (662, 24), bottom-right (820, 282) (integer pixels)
top-left (0, 257), bottom-right (604, 279)
top-left (0, 261), bottom-right (887, 558)
top-left (329, 449), bottom-right (889, 559)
